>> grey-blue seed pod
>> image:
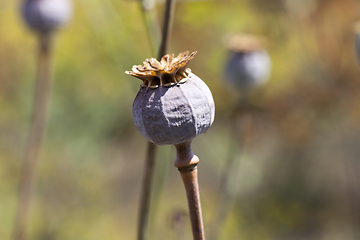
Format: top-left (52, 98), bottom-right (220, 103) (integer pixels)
top-left (126, 51), bottom-right (215, 145)
top-left (223, 34), bottom-right (271, 91)
top-left (22, 0), bottom-right (72, 33)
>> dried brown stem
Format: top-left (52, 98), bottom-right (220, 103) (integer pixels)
top-left (137, 142), bottom-right (157, 240)
top-left (174, 141), bottom-right (205, 240)
top-left (12, 33), bottom-right (53, 240)
top-left (158, 0), bottom-right (175, 59)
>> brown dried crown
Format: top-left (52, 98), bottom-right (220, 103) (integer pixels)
top-left (223, 34), bottom-right (267, 52)
top-left (125, 51), bottom-right (197, 88)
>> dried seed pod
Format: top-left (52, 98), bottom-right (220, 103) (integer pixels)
top-left (126, 51), bottom-right (215, 145)
top-left (223, 34), bottom-right (271, 91)
top-left (22, 0), bottom-right (73, 33)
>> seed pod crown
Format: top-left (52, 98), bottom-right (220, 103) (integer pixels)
top-left (125, 51), bottom-right (197, 88)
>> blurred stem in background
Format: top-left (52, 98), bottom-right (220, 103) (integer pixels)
top-left (157, 0), bottom-right (175, 59)
top-left (213, 31), bottom-right (272, 238)
top-left (140, 0), bottom-right (161, 56)
top-left (78, 0), bottom-right (143, 71)
top-left (137, 0), bottom-right (176, 239)
top-left (210, 104), bottom-right (253, 240)
top-left (210, 112), bottom-right (240, 240)
top-left (138, 142), bottom-right (157, 240)
top-left (148, 145), bottom-right (173, 238)
top-left (12, 33), bottom-right (53, 240)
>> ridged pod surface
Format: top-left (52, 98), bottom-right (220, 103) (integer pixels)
top-left (127, 51), bottom-right (215, 145)
top-left (22, 0), bottom-right (72, 33)
top-left (223, 34), bottom-right (271, 90)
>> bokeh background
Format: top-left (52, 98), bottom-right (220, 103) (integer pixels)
top-left (2, 0), bottom-right (360, 239)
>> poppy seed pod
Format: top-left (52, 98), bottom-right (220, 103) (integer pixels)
top-left (126, 51), bottom-right (215, 145)
top-left (223, 34), bottom-right (271, 91)
top-left (22, 0), bottom-right (72, 33)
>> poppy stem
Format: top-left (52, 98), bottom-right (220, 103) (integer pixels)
top-left (174, 141), bottom-right (205, 240)
top-left (12, 33), bottom-right (53, 240)
top-left (138, 142), bottom-right (157, 240)
top-left (158, 0), bottom-right (175, 59)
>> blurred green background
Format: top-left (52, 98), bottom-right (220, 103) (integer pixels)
top-left (2, 0), bottom-right (360, 239)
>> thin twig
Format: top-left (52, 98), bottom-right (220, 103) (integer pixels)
top-left (157, 0), bottom-right (175, 59)
top-left (210, 103), bottom-right (252, 240)
top-left (138, 142), bottom-right (157, 240)
top-left (139, 0), bottom-right (161, 56)
top-left (209, 114), bottom-right (240, 240)
top-left (77, 0), bottom-right (143, 71)
top-left (12, 33), bottom-right (53, 240)
top-left (137, 0), bottom-right (176, 239)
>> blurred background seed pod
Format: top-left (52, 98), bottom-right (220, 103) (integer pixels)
top-left (223, 34), bottom-right (271, 93)
top-left (22, 0), bottom-right (73, 33)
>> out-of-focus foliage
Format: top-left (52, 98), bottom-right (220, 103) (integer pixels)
top-left (1, 0), bottom-right (360, 239)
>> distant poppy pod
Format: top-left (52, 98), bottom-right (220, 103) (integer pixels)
top-left (22, 0), bottom-right (73, 33)
top-left (223, 34), bottom-right (271, 91)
